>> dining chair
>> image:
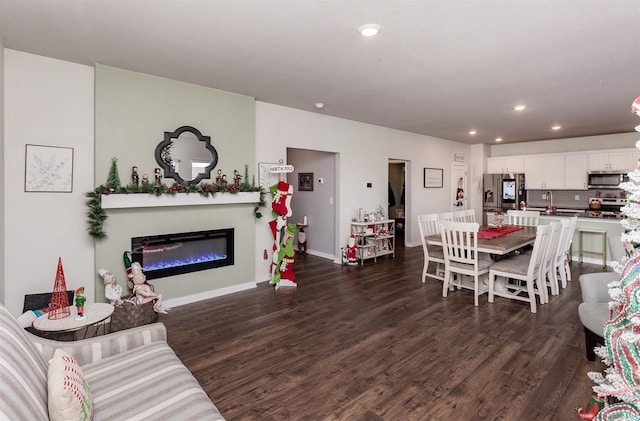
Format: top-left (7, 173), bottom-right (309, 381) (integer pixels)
top-left (541, 221), bottom-right (563, 301)
top-left (551, 217), bottom-right (576, 290)
top-left (488, 223), bottom-right (552, 313)
top-left (418, 214), bottom-right (445, 283)
top-left (440, 221), bottom-right (493, 306)
top-left (506, 210), bottom-right (540, 226)
top-left (564, 216), bottom-right (578, 283)
top-left (453, 210), bottom-right (466, 222)
top-left (439, 212), bottom-right (454, 222)
top-left (463, 209), bottom-right (476, 223)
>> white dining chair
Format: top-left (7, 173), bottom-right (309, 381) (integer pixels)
top-left (440, 221), bottom-right (493, 306)
top-left (439, 212), bottom-right (454, 222)
top-left (418, 214), bottom-right (445, 283)
top-left (541, 221), bottom-right (563, 301)
top-left (488, 224), bottom-right (552, 313)
top-left (551, 217), bottom-right (576, 290)
top-left (507, 210), bottom-right (540, 227)
top-left (453, 210), bottom-right (466, 222)
top-left (564, 216), bottom-right (578, 283)
top-left (463, 209), bottom-right (476, 223)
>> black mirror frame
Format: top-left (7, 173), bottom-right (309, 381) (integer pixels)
top-left (154, 126), bottom-right (218, 185)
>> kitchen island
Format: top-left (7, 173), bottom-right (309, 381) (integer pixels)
top-left (540, 214), bottom-right (624, 266)
top-left (485, 211), bottom-right (625, 266)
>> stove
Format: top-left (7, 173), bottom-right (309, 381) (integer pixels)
top-left (587, 197), bottom-right (626, 218)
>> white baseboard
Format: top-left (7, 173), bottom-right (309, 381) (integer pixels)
top-left (305, 249), bottom-right (335, 260)
top-left (163, 281), bottom-right (258, 308)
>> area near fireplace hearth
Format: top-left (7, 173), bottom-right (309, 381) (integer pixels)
top-left (94, 65), bottom-right (257, 306)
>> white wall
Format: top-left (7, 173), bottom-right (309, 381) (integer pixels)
top-left (4, 50), bottom-right (95, 316)
top-left (254, 102), bottom-right (472, 277)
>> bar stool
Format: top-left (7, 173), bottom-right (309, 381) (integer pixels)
top-left (578, 229), bottom-right (607, 268)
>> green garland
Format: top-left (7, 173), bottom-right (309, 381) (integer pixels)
top-left (86, 182), bottom-right (266, 240)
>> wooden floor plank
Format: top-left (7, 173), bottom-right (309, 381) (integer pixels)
top-left (160, 244), bottom-right (609, 420)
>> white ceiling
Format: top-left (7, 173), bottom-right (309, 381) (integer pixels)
top-left (1, 0), bottom-right (638, 145)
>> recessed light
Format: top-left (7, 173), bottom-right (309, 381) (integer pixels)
top-left (551, 125), bottom-right (562, 130)
top-left (359, 24), bottom-right (381, 37)
top-left (495, 138), bottom-right (503, 142)
top-left (469, 130), bottom-right (477, 135)
top-left (514, 104), bottom-right (526, 111)
top-left (315, 102), bottom-right (325, 109)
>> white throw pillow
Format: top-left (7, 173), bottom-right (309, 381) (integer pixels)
top-left (48, 348), bottom-right (93, 421)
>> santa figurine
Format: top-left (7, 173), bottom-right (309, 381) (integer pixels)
top-left (346, 235), bottom-right (358, 265)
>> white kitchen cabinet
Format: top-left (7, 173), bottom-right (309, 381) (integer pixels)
top-left (564, 153), bottom-right (588, 190)
top-left (486, 157), bottom-right (524, 174)
top-left (588, 150), bottom-right (636, 172)
top-left (524, 155), bottom-right (564, 189)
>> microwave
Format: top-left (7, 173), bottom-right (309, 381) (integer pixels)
top-left (587, 171), bottom-right (629, 188)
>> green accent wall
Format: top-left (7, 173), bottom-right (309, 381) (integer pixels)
top-left (94, 65), bottom-right (256, 302)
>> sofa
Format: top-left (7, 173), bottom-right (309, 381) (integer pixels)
top-left (0, 303), bottom-right (225, 420)
top-left (578, 271), bottom-right (618, 361)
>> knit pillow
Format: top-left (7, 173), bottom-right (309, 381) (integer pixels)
top-left (48, 348), bottom-right (93, 421)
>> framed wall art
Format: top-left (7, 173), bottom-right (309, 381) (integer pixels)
top-left (24, 144), bottom-right (74, 192)
top-left (424, 168), bottom-right (443, 188)
top-left (298, 172), bottom-right (314, 191)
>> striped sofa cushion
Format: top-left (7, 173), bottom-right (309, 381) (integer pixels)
top-left (84, 341), bottom-right (224, 420)
top-left (0, 305), bottom-right (49, 420)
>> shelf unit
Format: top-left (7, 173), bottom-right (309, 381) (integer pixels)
top-left (350, 219), bottom-right (395, 264)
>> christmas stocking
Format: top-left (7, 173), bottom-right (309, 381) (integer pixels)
top-left (574, 394), bottom-right (604, 420)
top-left (273, 224), bottom-right (297, 284)
top-left (271, 181), bottom-right (293, 217)
top-left (279, 256), bottom-right (296, 282)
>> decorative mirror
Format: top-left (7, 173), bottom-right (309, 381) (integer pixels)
top-left (154, 126), bottom-right (218, 185)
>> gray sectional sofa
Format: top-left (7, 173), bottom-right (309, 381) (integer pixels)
top-left (0, 303), bottom-right (225, 420)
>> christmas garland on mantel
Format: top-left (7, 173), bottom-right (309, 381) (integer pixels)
top-left (86, 182), bottom-right (266, 240)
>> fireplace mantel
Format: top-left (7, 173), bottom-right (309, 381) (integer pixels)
top-left (101, 192), bottom-right (261, 209)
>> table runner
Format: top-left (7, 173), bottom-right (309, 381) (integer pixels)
top-left (477, 225), bottom-right (522, 240)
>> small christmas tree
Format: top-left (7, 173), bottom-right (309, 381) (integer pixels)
top-left (106, 157), bottom-right (121, 190)
top-left (48, 257), bottom-right (71, 320)
top-left (577, 95), bottom-right (640, 419)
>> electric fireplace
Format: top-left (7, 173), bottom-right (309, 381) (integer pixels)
top-left (131, 228), bottom-right (234, 280)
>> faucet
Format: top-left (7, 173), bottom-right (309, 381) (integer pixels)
top-left (546, 191), bottom-right (555, 214)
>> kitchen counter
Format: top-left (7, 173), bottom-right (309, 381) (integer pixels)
top-left (525, 207), bottom-right (623, 221)
top-left (485, 211), bottom-right (625, 265)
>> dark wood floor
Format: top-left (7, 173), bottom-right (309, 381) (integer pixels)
top-left (161, 244), bottom-right (609, 420)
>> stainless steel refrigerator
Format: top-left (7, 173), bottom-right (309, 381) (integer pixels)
top-left (482, 173), bottom-right (526, 224)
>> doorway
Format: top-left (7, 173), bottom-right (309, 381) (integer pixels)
top-left (287, 148), bottom-right (338, 260)
top-left (451, 163), bottom-right (468, 211)
top-left (388, 160), bottom-right (408, 247)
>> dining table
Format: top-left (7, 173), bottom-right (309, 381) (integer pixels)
top-left (426, 224), bottom-right (538, 256)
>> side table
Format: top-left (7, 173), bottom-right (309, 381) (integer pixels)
top-left (33, 302), bottom-right (114, 340)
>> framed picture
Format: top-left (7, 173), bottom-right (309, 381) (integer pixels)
top-left (24, 144), bottom-right (74, 192)
top-left (298, 172), bottom-right (314, 191)
top-left (424, 168), bottom-right (443, 188)
top-left (258, 162), bottom-right (279, 188)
